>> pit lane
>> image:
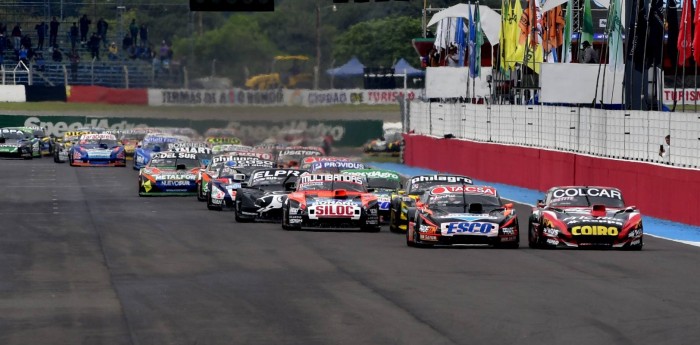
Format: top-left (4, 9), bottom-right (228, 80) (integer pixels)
top-left (1, 158), bottom-right (699, 345)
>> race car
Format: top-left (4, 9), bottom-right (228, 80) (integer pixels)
top-left (133, 134), bottom-right (187, 170)
top-left (117, 129), bottom-right (149, 159)
top-left (196, 152), bottom-right (275, 201)
top-left (0, 128), bottom-right (34, 159)
top-left (69, 133), bottom-right (126, 167)
top-left (234, 168), bottom-right (305, 222)
top-left (345, 169), bottom-right (402, 224)
top-left (389, 174), bottom-right (474, 233)
top-left (25, 126), bottom-right (52, 156)
top-left (281, 173), bottom-right (380, 232)
top-left (138, 151), bottom-right (201, 196)
top-left (6, 127), bottom-right (41, 158)
top-left (528, 186), bottom-right (643, 250)
top-left (276, 146), bottom-right (325, 168)
top-left (308, 160), bottom-right (366, 173)
top-left (205, 154), bottom-right (277, 210)
top-left (406, 185), bottom-right (519, 248)
top-left (53, 131), bottom-right (93, 163)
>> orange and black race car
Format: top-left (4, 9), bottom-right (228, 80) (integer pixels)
top-left (282, 173), bottom-right (380, 232)
top-left (406, 185), bottom-right (519, 248)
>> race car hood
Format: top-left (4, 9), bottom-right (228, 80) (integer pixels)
top-left (80, 147), bottom-right (115, 158)
top-left (0, 141), bottom-right (24, 150)
top-left (424, 210), bottom-right (507, 237)
top-left (142, 167), bottom-right (198, 180)
top-left (542, 206), bottom-right (641, 238)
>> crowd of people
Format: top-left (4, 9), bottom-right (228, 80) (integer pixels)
top-left (0, 15), bottom-right (175, 82)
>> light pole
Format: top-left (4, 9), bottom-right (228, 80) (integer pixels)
top-left (314, 4), bottom-right (336, 90)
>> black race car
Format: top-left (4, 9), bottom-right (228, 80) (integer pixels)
top-left (406, 185), bottom-right (519, 248)
top-left (528, 186), bottom-right (643, 250)
top-left (234, 168), bottom-right (305, 222)
top-left (0, 128), bottom-right (34, 159)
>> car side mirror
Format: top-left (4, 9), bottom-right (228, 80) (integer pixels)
top-left (232, 173), bottom-right (246, 182)
top-left (537, 199), bottom-right (545, 208)
top-left (367, 188), bottom-right (375, 193)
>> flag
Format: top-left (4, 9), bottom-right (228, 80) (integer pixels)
top-left (499, 0), bottom-right (523, 73)
top-left (455, 17), bottom-right (466, 65)
top-left (607, 0), bottom-right (624, 69)
top-left (562, 0), bottom-right (573, 63)
top-left (694, 0), bottom-right (700, 64)
top-left (678, 0), bottom-right (693, 66)
top-left (581, 0), bottom-right (594, 48)
top-left (626, 0), bottom-right (648, 69)
top-left (474, 4), bottom-right (484, 77)
top-left (469, 4), bottom-right (476, 75)
top-left (517, 0), bottom-right (543, 73)
top-left (542, 5), bottom-right (565, 62)
top-left (666, 0), bottom-right (679, 66)
top-left (647, 0), bottom-right (665, 67)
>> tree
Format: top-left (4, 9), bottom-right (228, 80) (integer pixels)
top-left (333, 16), bottom-right (421, 68)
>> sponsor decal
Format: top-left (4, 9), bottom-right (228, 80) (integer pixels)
top-left (86, 149), bottom-right (111, 158)
top-left (155, 174), bottom-right (196, 180)
top-left (441, 222), bottom-right (498, 236)
top-left (312, 199), bottom-right (357, 206)
top-left (552, 188), bottom-right (622, 199)
top-left (302, 156), bottom-right (348, 164)
top-left (420, 234), bottom-right (438, 241)
top-left (171, 146), bottom-right (212, 154)
top-left (300, 174), bottom-right (363, 185)
top-left (24, 116), bottom-right (149, 137)
top-left (313, 205), bottom-right (357, 216)
top-left (543, 228), bottom-right (559, 236)
top-left (252, 169), bottom-right (302, 180)
top-left (500, 236), bottom-right (517, 242)
top-left (547, 238), bottom-right (560, 246)
top-left (151, 152), bottom-right (197, 160)
top-left (571, 225), bottom-right (619, 236)
top-left (562, 216), bottom-right (624, 226)
top-left (80, 133), bottom-right (116, 140)
top-left (409, 175), bottom-right (473, 185)
top-left (160, 180), bottom-right (192, 187)
top-left (430, 185), bottom-right (496, 195)
top-left (207, 137), bottom-right (241, 144)
top-left (144, 136), bottom-right (180, 143)
top-left (279, 150), bottom-right (323, 156)
top-left (311, 161), bottom-right (365, 171)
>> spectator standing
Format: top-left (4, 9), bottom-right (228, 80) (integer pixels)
top-left (11, 23), bottom-right (21, 51)
top-left (69, 49), bottom-right (80, 82)
top-left (0, 22), bottom-right (6, 36)
top-left (35, 21), bottom-right (46, 50)
top-left (322, 132), bottom-right (334, 155)
top-left (97, 18), bottom-right (108, 48)
top-left (659, 134), bottom-right (671, 163)
top-left (69, 23), bottom-right (79, 50)
top-left (139, 24), bottom-right (148, 48)
top-left (129, 20), bottom-right (138, 46)
top-left (79, 15), bottom-right (91, 44)
top-left (52, 45), bottom-right (62, 62)
top-left (88, 32), bottom-right (100, 60)
top-left (446, 44), bottom-right (459, 67)
top-left (49, 17), bottom-right (59, 47)
top-left (122, 33), bottom-right (133, 51)
top-left (18, 46), bottom-right (28, 65)
top-left (580, 41), bottom-right (598, 64)
top-left (20, 35), bottom-right (31, 50)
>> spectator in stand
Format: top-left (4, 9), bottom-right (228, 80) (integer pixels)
top-left (446, 44), bottom-right (459, 67)
top-left (139, 24), bottom-right (148, 48)
top-left (49, 17), bottom-right (59, 47)
top-left (0, 22), bottom-right (6, 36)
top-left (129, 19), bottom-right (138, 47)
top-left (122, 33), bottom-right (133, 51)
top-left (322, 132), bottom-right (334, 155)
top-left (159, 40), bottom-right (170, 66)
top-left (108, 41), bottom-right (118, 61)
top-left (35, 21), bottom-right (46, 50)
top-left (97, 18), bottom-right (108, 48)
top-left (79, 14), bottom-right (91, 44)
top-left (88, 32), bottom-right (100, 60)
top-left (11, 23), bottom-right (21, 51)
top-left (658, 134), bottom-right (670, 163)
top-left (70, 23), bottom-right (79, 50)
top-left (34, 52), bottom-right (45, 71)
top-left (0, 33), bottom-right (5, 64)
top-left (18, 46), bottom-right (28, 65)
top-left (20, 35), bottom-right (32, 50)
top-left (51, 44), bottom-right (62, 62)
top-left (69, 49), bottom-right (80, 82)
top-left (580, 41), bottom-right (598, 64)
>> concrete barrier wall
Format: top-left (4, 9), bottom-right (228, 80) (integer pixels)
top-left (403, 134), bottom-right (700, 226)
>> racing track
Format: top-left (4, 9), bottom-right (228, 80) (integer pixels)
top-left (1, 158), bottom-right (700, 345)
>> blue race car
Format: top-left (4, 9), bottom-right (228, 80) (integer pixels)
top-left (69, 133), bottom-right (126, 167)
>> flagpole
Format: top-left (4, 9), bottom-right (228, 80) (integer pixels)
top-left (500, 0), bottom-right (506, 104)
top-left (594, 5), bottom-right (614, 108)
top-left (638, 0), bottom-right (653, 110)
top-left (626, 0), bottom-right (641, 110)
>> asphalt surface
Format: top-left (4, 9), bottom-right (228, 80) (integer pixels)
top-left (2, 158), bottom-right (700, 345)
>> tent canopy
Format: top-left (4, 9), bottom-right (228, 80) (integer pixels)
top-left (393, 58), bottom-right (424, 77)
top-left (326, 56), bottom-right (365, 77)
top-left (427, 4), bottom-right (501, 44)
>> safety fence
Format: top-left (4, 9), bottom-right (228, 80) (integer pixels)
top-left (408, 101), bottom-right (700, 169)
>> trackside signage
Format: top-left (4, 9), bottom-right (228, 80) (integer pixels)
top-left (0, 115), bottom-right (381, 147)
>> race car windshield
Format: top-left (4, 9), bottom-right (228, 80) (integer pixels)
top-left (80, 139), bottom-right (119, 149)
top-left (298, 181), bottom-right (366, 192)
top-left (367, 177), bottom-right (401, 190)
top-left (428, 194), bottom-right (501, 212)
top-left (410, 181), bottom-right (453, 194)
top-left (149, 157), bottom-right (199, 169)
top-left (251, 176), bottom-right (288, 187)
top-left (121, 132), bottom-right (147, 140)
top-left (549, 195), bottom-right (625, 208)
top-left (0, 131), bottom-right (25, 140)
top-left (143, 140), bottom-right (174, 150)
